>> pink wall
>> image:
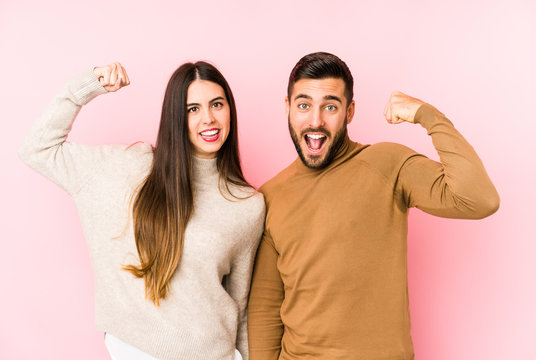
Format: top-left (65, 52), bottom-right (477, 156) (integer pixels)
top-left (2, 0), bottom-right (534, 358)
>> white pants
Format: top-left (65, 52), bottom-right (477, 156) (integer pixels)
top-left (105, 333), bottom-right (158, 360)
top-left (105, 333), bottom-right (243, 360)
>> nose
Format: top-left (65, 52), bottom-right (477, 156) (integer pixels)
top-left (201, 107), bottom-right (215, 125)
top-left (309, 107), bottom-right (324, 128)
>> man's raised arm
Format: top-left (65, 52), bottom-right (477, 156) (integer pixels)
top-left (385, 91), bottom-right (500, 218)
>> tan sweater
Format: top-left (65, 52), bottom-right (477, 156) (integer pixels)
top-left (19, 70), bottom-right (265, 360)
top-left (248, 104), bottom-right (499, 359)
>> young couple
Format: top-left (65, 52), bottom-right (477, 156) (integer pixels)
top-left (20, 52), bottom-right (499, 360)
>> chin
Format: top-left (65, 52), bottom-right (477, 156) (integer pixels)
top-left (304, 158), bottom-right (326, 169)
top-left (301, 150), bottom-right (328, 169)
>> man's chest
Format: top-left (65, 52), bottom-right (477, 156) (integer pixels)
top-left (265, 170), bottom-right (404, 282)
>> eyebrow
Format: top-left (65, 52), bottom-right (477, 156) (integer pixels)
top-left (210, 96), bottom-right (225, 103)
top-left (293, 94), bottom-right (342, 103)
top-left (294, 94), bottom-right (312, 101)
top-left (324, 95), bottom-right (342, 103)
top-left (186, 96), bottom-right (225, 107)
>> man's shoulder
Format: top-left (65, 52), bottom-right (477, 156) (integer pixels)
top-left (339, 140), bottom-right (417, 166)
top-left (360, 141), bottom-right (416, 159)
top-left (259, 159), bottom-right (299, 200)
top-left (352, 141), bottom-right (421, 178)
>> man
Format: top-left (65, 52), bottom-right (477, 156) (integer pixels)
top-left (247, 52), bottom-right (499, 359)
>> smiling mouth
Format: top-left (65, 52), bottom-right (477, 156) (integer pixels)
top-left (200, 128), bottom-right (220, 142)
top-left (304, 133), bottom-right (327, 154)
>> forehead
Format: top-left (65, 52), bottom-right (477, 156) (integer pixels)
top-left (290, 78), bottom-right (346, 100)
top-left (187, 79), bottom-right (225, 101)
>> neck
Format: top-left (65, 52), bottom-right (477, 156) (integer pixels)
top-left (192, 156), bottom-right (218, 181)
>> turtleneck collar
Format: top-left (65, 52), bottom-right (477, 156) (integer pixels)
top-left (192, 156), bottom-right (218, 180)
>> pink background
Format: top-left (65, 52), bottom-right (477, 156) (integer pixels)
top-left (1, 0), bottom-right (535, 359)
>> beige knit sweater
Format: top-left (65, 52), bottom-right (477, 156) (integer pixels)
top-left (19, 70), bottom-right (265, 360)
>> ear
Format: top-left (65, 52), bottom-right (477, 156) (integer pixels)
top-left (285, 96), bottom-right (290, 117)
top-left (346, 100), bottom-right (355, 124)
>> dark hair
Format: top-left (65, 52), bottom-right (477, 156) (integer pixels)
top-left (124, 61), bottom-right (249, 305)
top-left (287, 52), bottom-right (354, 105)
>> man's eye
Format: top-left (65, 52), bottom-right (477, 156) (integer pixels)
top-left (298, 103), bottom-right (309, 110)
top-left (188, 106), bottom-right (198, 113)
top-left (326, 105), bottom-right (337, 111)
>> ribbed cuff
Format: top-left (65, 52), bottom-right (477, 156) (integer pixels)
top-left (413, 103), bottom-right (449, 133)
top-left (69, 68), bottom-right (107, 106)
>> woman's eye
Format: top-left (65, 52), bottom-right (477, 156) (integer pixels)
top-left (212, 102), bottom-right (223, 108)
top-left (188, 106), bottom-right (198, 113)
top-left (326, 105), bottom-right (336, 111)
top-left (298, 103), bottom-right (309, 110)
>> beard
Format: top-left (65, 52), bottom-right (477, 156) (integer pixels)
top-left (288, 116), bottom-right (348, 170)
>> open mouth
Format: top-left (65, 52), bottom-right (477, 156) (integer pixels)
top-left (200, 128), bottom-right (220, 142)
top-left (304, 133), bottom-right (327, 154)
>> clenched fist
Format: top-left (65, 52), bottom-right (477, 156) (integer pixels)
top-left (93, 62), bottom-right (130, 92)
top-left (383, 91), bottom-right (424, 124)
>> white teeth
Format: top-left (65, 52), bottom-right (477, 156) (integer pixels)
top-left (307, 134), bottom-right (326, 139)
top-left (201, 129), bottom-right (219, 136)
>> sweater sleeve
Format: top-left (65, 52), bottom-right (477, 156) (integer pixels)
top-left (247, 230), bottom-right (284, 360)
top-left (396, 103), bottom-right (500, 219)
top-left (18, 69), bottom-right (108, 195)
top-left (224, 197), bottom-right (265, 360)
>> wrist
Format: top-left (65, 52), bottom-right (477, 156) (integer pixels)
top-left (413, 103), bottom-right (444, 128)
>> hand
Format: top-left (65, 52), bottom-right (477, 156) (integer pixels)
top-left (93, 62), bottom-right (130, 92)
top-left (383, 91), bottom-right (424, 124)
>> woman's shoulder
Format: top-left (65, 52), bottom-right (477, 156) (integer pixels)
top-left (101, 141), bottom-right (153, 166)
top-left (87, 142), bottom-right (153, 184)
top-left (224, 187), bottom-right (265, 247)
top-left (227, 183), bottom-right (264, 201)
top-left (245, 190), bottom-right (266, 214)
top-left (122, 141), bottom-right (154, 156)
top-left (225, 184), bottom-right (265, 217)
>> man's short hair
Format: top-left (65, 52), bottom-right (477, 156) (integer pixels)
top-left (287, 52), bottom-right (354, 106)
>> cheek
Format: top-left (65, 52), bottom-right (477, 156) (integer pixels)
top-left (290, 113), bottom-right (307, 131)
top-left (221, 111), bottom-right (231, 136)
top-left (288, 119), bottom-right (303, 140)
top-left (326, 114), bottom-right (345, 129)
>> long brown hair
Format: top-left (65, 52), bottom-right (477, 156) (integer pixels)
top-left (123, 62), bottom-right (249, 305)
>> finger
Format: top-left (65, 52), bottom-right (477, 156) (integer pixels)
top-left (116, 64), bottom-right (125, 84)
top-left (96, 70), bottom-right (106, 86)
top-left (385, 105), bottom-right (392, 123)
top-left (393, 111), bottom-right (407, 124)
top-left (93, 66), bottom-right (104, 80)
top-left (116, 81), bottom-right (123, 92)
top-left (120, 64), bottom-right (130, 85)
top-left (102, 66), bottom-right (112, 86)
top-left (117, 64), bottom-right (129, 86)
top-left (392, 115), bottom-right (403, 124)
top-left (110, 63), bottom-right (119, 86)
top-left (110, 76), bottom-right (124, 92)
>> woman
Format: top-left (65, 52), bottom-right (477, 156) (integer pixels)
top-left (19, 62), bottom-right (265, 359)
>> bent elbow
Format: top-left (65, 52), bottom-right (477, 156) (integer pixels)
top-left (18, 143), bottom-right (34, 165)
top-left (18, 139), bottom-right (45, 170)
top-left (473, 188), bottom-right (500, 219)
top-left (485, 190), bottom-right (500, 216)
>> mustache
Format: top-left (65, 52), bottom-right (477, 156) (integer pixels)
top-left (300, 127), bottom-right (331, 137)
